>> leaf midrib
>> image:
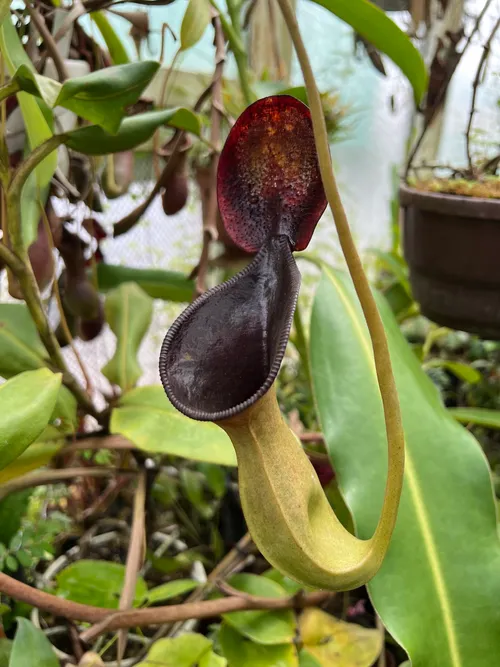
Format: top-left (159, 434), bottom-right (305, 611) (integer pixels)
top-left (322, 267), bottom-right (461, 667)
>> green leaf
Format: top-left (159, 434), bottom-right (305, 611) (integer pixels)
top-left (56, 61), bottom-right (159, 133)
top-left (0, 639), bottom-right (11, 667)
top-left (15, 551), bottom-right (32, 568)
top-left (309, 0), bottom-right (427, 104)
top-left (90, 11), bottom-right (130, 65)
top-left (0, 369), bottom-right (61, 472)
top-left (0, 490), bottom-right (31, 546)
top-left (0, 18), bottom-right (56, 247)
top-left (10, 65), bottom-right (60, 107)
top-left (180, 0), bottom-right (211, 51)
top-left (136, 634), bottom-right (213, 667)
top-left (222, 574), bottom-right (295, 645)
top-left (299, 608), bottom-right (382, 666)
top-left (97, 264), bottom-right (194, 302)
top-left (448, 407), bottom-right (500, 430)
top-left (369, 248), bottom-right (411, 296)
top-left (9, 618), bottom-right (58, 667)
top-left (64, 108), bottom-right (201, 155)
top-left (15, 62), bottom-right (160, 134)
top-left (219, 624), bottom-right (298, 667)
top-left (424, 359), bottom-right (482, 384)
top-left (144, 579), bottom-right (199, 605)
top-left (150, 550), bottom-right (206, 575)
top-left (0, 304), bottom-right (48, 379)
top-left (298, 650), bottom-right (321, 667)
top-left (55, 560), bottom-right (147, 609)
top-left (310, 267), bottom-right (500, 667)
top-left (198, 462), bottom-right (227, 499)
top-left (262, 568), bottom-right (304, 596)
top-left (50, 385), bottom-right (78, 433)
top-left (199, 652), bottom-right (227, 667)
top-left (180, 469), bottom-right (213, 519)
top-left (5, 555), bottom-right (17, 572)
top-left (102, 282), bottom-right (153, 392)
top-left (0, 0), bottom-right (9, 26)
top-left (110, 386), bottom-right (236, 466)
top-left (0, 442), bottom-right (62, 485)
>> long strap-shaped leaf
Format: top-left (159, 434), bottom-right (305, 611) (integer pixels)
top-left (310, 267), bottom-right (500, 667)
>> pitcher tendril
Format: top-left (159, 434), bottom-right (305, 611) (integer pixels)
top-left (159, 93), bottom-right (405, 591)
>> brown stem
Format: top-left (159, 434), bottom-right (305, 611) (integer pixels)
top-left (465, 16), bottom-right (500, 174)
top-left (78, 588), bottom-right (332, 638)
top-left (62, 435), bottom-right (136, 454)
top-left (0, 566), bottom-right (333, 636)
top-left (194, 15), bottom-right (225, 298)
top-left (116, 471), bottom-right (146, 661)
top-left (27, 6), bottom-right (69, 81)
top-left (145, 532), bottom-right (255, 647)
top-left (0, 468), bottom-right (137, 501)
top-left (153, 49), bottom-right (181, 179)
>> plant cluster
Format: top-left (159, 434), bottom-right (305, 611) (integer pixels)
top-left (1, 1), bottom-right (500, 666)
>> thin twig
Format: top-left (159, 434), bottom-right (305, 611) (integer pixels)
top-left (194, 14), bottom-right (225, 298)
top-left (28, 6), bottom-right (69, 81)
top-left (0, 468), bottom-right (137, 501)
top-left (465, 16), bottom-right (500, 174)
top-left (117, 471), bottom-right (146, 662)
top-left (461, 0), bottom-right (495, 54)
top-left (52, 0), bottom-right (86, 44)
top-left (154, 532), bottom-right (255, 645)
top-left (406, 0), bottom-right (493, 177)
top-left (153, 49), bottom-right (181, 180)
top-left (77, 586), bottom-right (331, 639)
top-left (62, 435), bottom-right (137, 454)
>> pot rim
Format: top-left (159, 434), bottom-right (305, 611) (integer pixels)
top-left (399, 182), bottom-right (500, 220)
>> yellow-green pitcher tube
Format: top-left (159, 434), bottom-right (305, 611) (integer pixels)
top-left (218, 385), bottom-right (404, 591)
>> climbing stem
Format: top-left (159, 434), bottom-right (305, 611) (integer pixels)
top-left (275, 0), bottom-right (405, 554)
top-left (5, 136), bottom-right (101, 421)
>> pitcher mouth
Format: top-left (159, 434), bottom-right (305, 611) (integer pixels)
top-left (159, 235), bottom-right (301, 422)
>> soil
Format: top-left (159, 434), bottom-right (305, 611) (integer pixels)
top-left (409, 176), bottom-right (500, 199)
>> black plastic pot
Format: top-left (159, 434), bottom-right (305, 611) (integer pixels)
top-left (400, 184), bottom-right (500, 340)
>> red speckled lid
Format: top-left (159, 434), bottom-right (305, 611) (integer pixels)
top-left (217, 95), bottom-right (327, 253)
